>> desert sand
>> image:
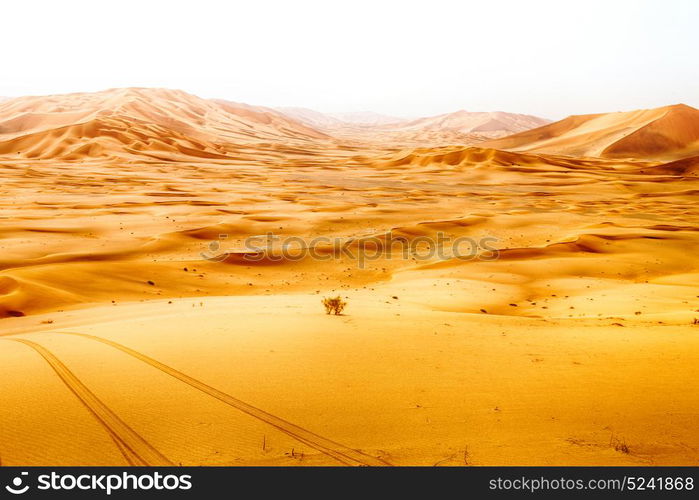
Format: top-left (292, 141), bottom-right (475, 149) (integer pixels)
top-left (0, 89), bottom-right (698, 466)
top-left (279, 107), bottom-right (550, 147)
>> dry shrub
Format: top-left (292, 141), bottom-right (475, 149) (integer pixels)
top-left (610, 435), bottom-right (630, 454)
top-left (322, 296), bottom-right (347, 315)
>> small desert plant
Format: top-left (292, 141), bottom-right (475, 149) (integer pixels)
top-left (693, 318), bottom-right (698, 325)
top-left (610, 435), bottom-right (630, 454)
top-left (322, 296), bottom-right (346, 315)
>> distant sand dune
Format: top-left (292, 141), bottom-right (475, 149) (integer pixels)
top-left (485, 104), bottom-right (699, 160)
top-left (0, 88), bottom-right (334, 162)
top-left (278, 107), bottom-right (550, 147)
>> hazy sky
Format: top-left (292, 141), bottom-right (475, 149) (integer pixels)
top-left (4, 0), bottom-right (698, 119)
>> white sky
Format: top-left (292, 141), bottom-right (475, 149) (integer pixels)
top-left (3, 0), bottom-right (698, 119)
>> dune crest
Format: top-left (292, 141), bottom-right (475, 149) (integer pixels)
top-left (0, 88), bottom-right (333, 161)
top-left (485, 103), bottom-right (699, 160)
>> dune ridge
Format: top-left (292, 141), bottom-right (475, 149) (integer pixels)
top-left (485, 103), bottom-right (699, 160)
top-left (0, 88), bottom-right (335, 161)
top-left (279, 107), bottom-right (551, 147)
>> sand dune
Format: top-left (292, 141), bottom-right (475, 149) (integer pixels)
top-left (1, 89), bottom-right (699, 465)
top-left (0, 88), bottom-right (333, 161)
top-left (327, 111), bottom-right (405, 125)
top-left (396, 110), bottom-right (550, 137)
top-left (276, 107), bottom-right (348, 128)
top-left (485, 104), bottom-right (699, 160)
top-left (640, 154), bottom-right (699, 176)
top-left (279, 107), bottom-right (550, 147)
top-left (279, 108), bottom-right (405, 127)
top-left (0, 90), bottom-right (552, 160)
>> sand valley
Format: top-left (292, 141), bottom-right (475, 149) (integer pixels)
top-left (1, 89), bottom-right (698, 466)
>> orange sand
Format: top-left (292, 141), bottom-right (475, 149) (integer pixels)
top-left (1, 90), bottom-right (698, 465)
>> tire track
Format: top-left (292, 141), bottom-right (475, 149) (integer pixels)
top-left (3, 338), bottom-right (172, 466)
top-left (58, 331), bottom-right (391, 466)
